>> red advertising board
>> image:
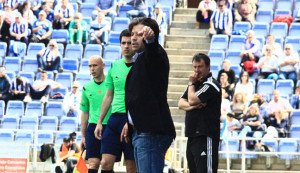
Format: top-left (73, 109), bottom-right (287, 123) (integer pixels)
top-left (0, 158), bottom-right (27, 173)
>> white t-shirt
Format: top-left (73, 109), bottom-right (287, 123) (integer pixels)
top-left (234, 82), bottom-right (254, 101)
top-left (278, 53), bottom-right (299, 72)
top-left (198, 0), bottom-right (217, 10)
top-left (33, 79), bottom-right (55, 91)
top-left (262, 43), bottom-right (283, 57)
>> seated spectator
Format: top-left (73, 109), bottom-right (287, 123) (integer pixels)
top-left (220, 72), bottom-right (234, 100)
top-left (19, 2), bottom-right (35, 27)
top-left (63, 81), bottom-right (81, 118)
top-left (4, 4), bottom-right (15, 24)
top-left (231, 92), bottom-right (248, 120)
top-left (221, 112), bottom-right (242, 138)
top-left (42, 2), bottom-right (54, 22)
top-left (268, 90), bottom-right (293, 118)
top-left (264, 108), bottom-right (288, 138)
top-left (0, 66), bottom-right (11, 103)
top-left (31, 10), bottom-right (52, 45)
top-left (278, 44), bottom-right (299, 83)
top-left (92, 0), bottom-right (117, 21)
top-left (37, 39), bottom-right (63, 72)
top-left (152, 6), bottom-right (166, 33)
top-left (53, 0), bottom-right (74, 29)
top-left (224, 0), bottom-right (234, 10)
top-left (234, 71), bottom-right (253, 102)
top-left (29, 71), bottom-right (62, 103)
top-left (29, 0), bottom-right (42, 17)
top-left (10, 76), bottom-right (30, 101)
top-left (0, 10), bottom-right (11, 46)
top-left (221, 88), bottom-right (231, 122)
top-left (209, 1), bottom-right (232, 36)
top-left (10, 12), bottom-right (29, 45)
top-left (240, 30), bottom-right (261, 64)
top-left (195, 0), bottom-right (216, 29)
top-left (251, 97), bottom-right (269, 123)
top-left (46, 0), bottom-right (55, 9)
top-left (257, 45), bottom-right (278, 80)
top-left (89, 12), bottom-right (110, 44)
top-left (68, 13), bottom-right (87, 44)
top-left (291, 85), bottom-right (300, 109)
top-left (4, 0), bottom-right (19, 11)
top-left (234, 0), bottom-right (256, 25)
top-left (118, 0), bottom-right (148, 20)
top-left (217, 59), bottom-right (236, 85)
top-left (262, 34), bottom-right (282, 57)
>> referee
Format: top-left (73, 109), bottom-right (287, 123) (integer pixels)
top-left (178, 53), bottom-right (221, 173)
top-left (80, 55), bottom-right (112, 173)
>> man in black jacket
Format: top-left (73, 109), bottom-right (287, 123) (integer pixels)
top-left (121, 17), bottom-right (175, 173)
top-left (0, 11), bottom-right (10, 53)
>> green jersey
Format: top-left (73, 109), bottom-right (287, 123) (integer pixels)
top-left (80, 79), bottom-right (112, 125)
top-left (106, 58), bottom-right (132, 113)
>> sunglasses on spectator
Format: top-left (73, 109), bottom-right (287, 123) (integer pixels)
top-left (49, 44), bottom-right (55, 47)
top-left (285, 48), bottom-right (291, 50)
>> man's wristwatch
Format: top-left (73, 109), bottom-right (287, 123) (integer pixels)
top-left (188, 82), bottom-right (195, 86)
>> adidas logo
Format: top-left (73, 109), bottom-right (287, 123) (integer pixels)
top-left (201, 151), bottom-right (206, 156)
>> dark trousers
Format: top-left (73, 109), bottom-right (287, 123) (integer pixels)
top-left (37, 54), bottom-right (62, 71)
top-left (10, 36), bottom-right (29, 45)
top-left (0, 93), bottom-right (10, 103)
top-left (29, 84), bottom-right (51, 99)
top-left (186, 136), bottom-right (219, 173)
top-left (196, 10), bottom-right (213, 22)
top-left (10, 93), bottom-right (26, 100)
top-left (53, 20), bottom-right (70, 30)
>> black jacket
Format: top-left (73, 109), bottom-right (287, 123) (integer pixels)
top-left (0, 20), bottom-right (10, 43)
top-left (125, 40), bottom-right (176, 138)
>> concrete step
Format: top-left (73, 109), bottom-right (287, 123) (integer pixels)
top-left (174, 8), bottom-right (198, 15)
top-left (174, 14), bottom-right (195, 22)
top-left (170, 28), bottom-right (209, 36)
top-left (165, 41), bottom-right (210, 49)
top-left (166, 49), bottom-right (208, 56)
top-left (170, 21), bottom-right (196, 29)
top-left (170, 62), bottom-right (192, 70)
top-left (168, 99), bottom-right (180, 107)
top-left (171, 114), bottom-right (185, 123)
top-left (169, 77), bottom-right (188, 85)
top-left (168, 84), bottom-right (187, 92)
top-left (168, 55), bottom-right (193, 62)
top-left (170, 106), bottom-right (185, 116)
top-left (169, 70), bottom-right (193, 78)
top-left (167, 91), bottom-right (182, 100)
top-left (165, 35), bottom-right (210, 43)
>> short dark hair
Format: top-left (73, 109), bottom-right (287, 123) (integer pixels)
top-left (192, 53), bottom-right (210, 67)
top-left (0, 66), bottom-right (5, 69)
top-left (227, 112), bottom-right (235, 118)
top-left (41, 71), bottom-right (47, 74)
top-left (119, 29), bottom-right (131, 42)
top-left (128, 17), bottom-right (160, 42)
top-left (63, 137), bottom-right (70, 143)
top-left (16, 76), bottom-right (23, 85)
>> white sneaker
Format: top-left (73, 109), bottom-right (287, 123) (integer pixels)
top-left (23, 95), bottom-right (32, 103)
top-left (40, 96), bottom-right (48, 103)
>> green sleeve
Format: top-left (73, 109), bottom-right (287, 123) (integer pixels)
top-left (69, 21), bottom-right (75, 30)
top-left (80, 87), bottom-right (89, 112)
top-left (105, 66), bottom-right (114, 90)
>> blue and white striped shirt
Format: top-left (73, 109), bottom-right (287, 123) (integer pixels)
top-left (11, 77), bottom-right (29, 93)
top-left (54, 3), bottom-right (74, 21)
top-left (211, 8), bottom-right (232, 30)
top-left (6, 0), bottom-right (18, 8)
top-left (42, 48), bottom-right (60, 63)
top-left (10, 22), bottom-right (28, 34)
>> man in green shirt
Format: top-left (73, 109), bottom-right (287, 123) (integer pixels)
top-left (94, 29), bottom-right (136, 173)
top-left (80, 55), bottom-right (112, 173)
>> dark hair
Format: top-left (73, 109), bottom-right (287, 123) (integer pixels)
top-left (227, 112), bottom-right (234, 118)
top-left (128, 17), bottom-right (160, 42)
top-left (69, 132), bottom-right (76, 142)
top-left (42, 1), bottom-right (47, 6)
top-left (16, 76), bottom-right (23, 85)
top-left (119, 29), bottom-right (131, 42)
top-left (192, 53), bottom-right (210, 67)
top-left (63, 137), bottom-right (70, 143)
top-left (18, 1), bottom-right (29, 15)
top-left (41, 71), bottom-right (47, 74)
top-left (240, 71), bottom-right (249, 83)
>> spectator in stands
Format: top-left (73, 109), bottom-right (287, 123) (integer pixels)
top-left (234, 0), bottom-right (256, 25)
top-left (234, 71), bottom-right (253, 102)
top-left (231, 92), bottom-right (248, 120)
top-left (68, 13), bottom-right (87, 44)
top-left (28, 0), bottom-right (42, 17)
top-left (278, 44), bottom-right (299, 83)
top-left (152, 6), bottom-right (166, 33)
top-left (30, 71), bottom-right (62, 103)
top-left (221, 88), bottom-right (231, 122)
top-left (195, 0), bottom-right (216, 29)
top-left (92, 0), bottom-right (117, 21)
top-left (37, 39), bottom-right (63, 72)
top-left (221, 112), bottom-right (242, 138)
top-left (46, 0), bottom-right (55, 9)
top-left (89, 12), bottom-right (110, 44)
top-left (10, 12), bottom-right (29, 45)
top-left (63, 81), bottom-right (81, 118)
top-left (251, 94), bottom-right (269, 121)
top-left (4, 0), bottom-right (20, 11)
top-left (262, 34), bottom-right (282, 58)
top-left (0, 66), bottom-right (11, 103)
top-left (0, 10), bottom-right (11, 47)
top-left (217, 59), bottom-right (236, 85)
top-left (264, 108), bottom-right (288, 138)
top-left (19, 1), bottom-right (35, 27)
top-left (292, 85), bottom-right (300, 109)
top-left (220, 72), bottom-right (234, 100)
top-left (257, 45), bottom-right (279, 80)
top-left (10, 76), bottom-right (30, 101)
top-left (209, 1), bottom-right (232, 36)
top-left (31, 10), bottom-right (52, 45)
top-left (53, 0), bottom-right (74, 29)
top-left (118, 0), bottom-right (148, 20)
top-left (268, 90), bottom-right (293, 118)
top-left (4, 4), bottom-right (15, 24)
top-left (240, 30), bottom-right (261, 63)
top-left (42, 2), bottom-right (54, 22)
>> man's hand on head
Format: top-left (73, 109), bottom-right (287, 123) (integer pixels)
top-left (138, 26), bottom-right (154, 41)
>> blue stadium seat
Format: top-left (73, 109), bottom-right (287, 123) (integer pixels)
top-left (276, 79), bottom-right (294, 97)
top-left (256, 10), bottom-right (274, 23)
top-left (220, 140), bottom-right (239, 159)
top-left (256, 36), bottom-right (265, 51)
top-left (9, 42), bottom-right (26, 58)
top-left (295, 0), bottom-right (300, 10)
top-left (257, 0), bottom-right (275, 10)
top-left (285, 36), bottom-right (300, 54)
top-left (108, 31), bottom-right (121, 45)
top-left (210, 35), bottom-right (229, 51)
top-left (57, 43), bottom-right (64, 57)
top-left (0, 100), bottom-right (5, 119)
top-left (6, 71), bottom-right (15, 80)
top-left (60, 117), bottom-right (78, 132)
top-left (37, 131), bottom-right (53, 150)
top-left (26, 43), bottom-right (45, 58)
top-left (208, 50), bottom-right (225, 63)
top-left (231, 65), bottom-right (242, 77)
top-left (19, 72), bottom-right (35, 85)
top-left (228, 35), bottom-right (246, 51)
top-left (104, 17), bottom-right (112, 30)
top-left (40, 116), bottom-right (58, 131)
top-left (289, 124), bottom-right (300, 138)
top-left (4, 57), bottom-right (21, 74)
top-left (274, 9), bottom-right (291, 18)
top-left (62, 59), bottom-right (78, 72)
top-left (75, 74), bottom-right (92, 88)
top-left (25, 101), bottom-right (43, 118)
top-left (112, 17), bottom-right (130, 32)
top-left (45, 102), bottom-right (64, 120)
top-left (0, 131), bottom-right (14, 142)
top-left (76, 133), bottom-right (82, 144)
top-left (252, 22), bottom-right (269, 38)
top-left (276, 0), bottom-right (293, 10)
top-left (80, 3), bottom-right (95, 18)
top-left (79, 59), bottom-right (89, 73)
top-left (160, 5), bottom-right (172, 25)
top-left (118, 5), bottom-right (134, 17)
top-left (22, 58), bottom-right (38, 72)
top-left (289, 23), bottom-right (300, 37)
top-left (55, 132), bottom-right (70, 147)
top-left (270, 22), bottom-right (288, 39)
top-left (210, 64), bottom-right (221, 78)
top-left (1, 116), bottom-right (18, 129)
top-left (157, 0), bottom-right (176, 11)
top-left (15, 131), bottom-right (33, 144)
top-left (55, 73), bottom-right (73, 91)
top-left (279, 139), bottom-right (297, 159)
top-left (257, 79), bottom-right (275, 98)
top-left (103, 45), bottom-right (121, 60)
top-left (0, 42), bottom-right (7, 58)
top-left (50, 87), bottom-right (68, 100)
top-left (84, 44), bottom-right (103, 59)
top-left (20, 116), bottom-right (38, 130)
top-left (65, 44), bottom-right (83, 61)
top-left (233, 22), bottom-right (251, 33)
top-left (226, 50), bottom-right (241, 65)
top-left (84, 0), bottom-right (97, 4)
top-left (293, 9), bottom-right (298, 19)
top-left (82, 16), bottom-right (92, 31)
top-left (291, 111), bottom-right (300, 125)
top-left (36, 71), bottom-right (54, 80)
top-left (103, 59), bottom-right (115, 74)
top-left (71, 3), bottom-right (78, 16)
top-left (274, 37), bottom-right (284, 49)
top-left (52, 29), bottom-right (69, 43)
top-left (6, 100), bottom-right (24, 117)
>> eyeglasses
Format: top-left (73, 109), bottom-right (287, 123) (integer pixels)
top-left (49, 44), bottom-right (54, 47)
top-left (266, 49), bottom-right (272, 51)
top-left (285, 48), bottom-right (291, 50)
top-left (219, 5), bottom-right (224, 7)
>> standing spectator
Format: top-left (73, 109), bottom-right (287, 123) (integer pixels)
top-left (118, 0), bottom-right (148, 20)
top-left (63, 81), bottom-right (81, 118)
top-left (234, 71), bottom-right (253, 102)
top-left (209, 1), bottom-right (232, 36)
top-left (240, 30), bottom-right (261, 63)
top-left (262, 34), bottom-right (282, 57)
top-left (178, 53), bottom-right (221, 173)
top-left (10, 76), bottom-right (30, 101)
top-left (31, 10), bottom-right (52, 45)
top-left (92, 0), bottom-right (116, 21)
top-left (195, 0), bottom-right (216, 29)
top-left (19, 2), bottom-right (35, 26)
top-left (42, 2), bottom-right (54, 22)
top-left (234, 0), bottom-right (256, 25)
top-left (231, 92), bottom-right (248, 120)
top-left (121, 17), bottom-right (175, 173)
top-left (0, 10), bottom-right (11, 47)
top-left (257, 45), bottom-right (279, 80)
top-left (4, 4), bottom-right (15, 24)
top-left (10, 12), bottom-right (29, 45)
top-left (219, 72), bottom-right (234, 100)
top-left (53, 0), bottom-right (74, 29)
top-left (68, 13), bottom-right (87, 44)
top-left (89, 12), bottom-right (110, 44)
top-left (217, 59), bottom-right (236, 85)
top-left (278, 44), bottom-right (299, 83)
top-left (0, 66), bottom-right (11, 103)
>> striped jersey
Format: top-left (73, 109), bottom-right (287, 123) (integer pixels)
top-left (211, 8), bottom-right (232, 30)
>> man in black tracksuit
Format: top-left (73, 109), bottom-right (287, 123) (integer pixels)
top-left (178, 53), bottom-right (221, 173)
